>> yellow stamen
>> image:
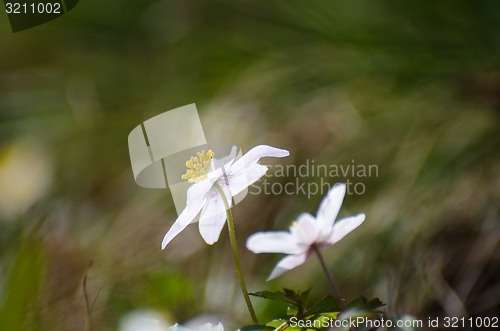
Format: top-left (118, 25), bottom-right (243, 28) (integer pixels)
top-left (181, 149), bottom-right (214, 183)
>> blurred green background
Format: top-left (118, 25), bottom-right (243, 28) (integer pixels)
top-left (0, 0), bottom-right (499, 330)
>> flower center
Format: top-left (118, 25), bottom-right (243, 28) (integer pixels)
top-left (181, 149), bottom-right (214, 183)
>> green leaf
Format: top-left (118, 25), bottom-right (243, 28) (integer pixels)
top-left (347, 296), bottom-right (385, 309)
top-left (287, 304), bottom-right (298, 316)
top-left (278, 288), bottom-right (311, 311)
top-left (280, 288), bottom-right (311, 306)
top-left (266, 319), bottom-right (288, 328)
top-left (238, 324), bottom-right (274, 331)
top-left (283, 288), bottom-right (296, 298)
top-left (305, 295), bottom-right (342, 316)
top-left (295, 288), bottom-right (311, 308)
top-left (320, 312), bottom-right (339, 319)
top-left (367, 297), bottom-right (385, 309)
top-left (339, 307), bottom-right (382, 321)
top-left (347, 296), bottom-right (368, 308)
top-left (250, 290), bottom-right (297, 305)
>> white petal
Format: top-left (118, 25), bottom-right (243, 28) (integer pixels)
top-left (200, 323), bottom-right (224, 331)
top-left (225, 163), bottom-right (268, 197)
top-left (267, 252), bottom-right (311, 281)
top-left (178, 169), bottom-right (223, 226)
top-left (198, 189), bottom-right (228, 245)
top-left (162, 221), bottom-right (186, 250)
top-left (161, 200), bottom-right (205, 249)
top-left (161, 172), bottom-right (225, 248)
top-left (228, 145), bottom-right (289, 177)
top-left (246, 231), bottom-right (304, 255)
top-left (290, 212), bottom-right (320, 246)
top-left (327, 213), bottom-right (365, 246)
top-left (316, 183), bottom-right (346, 236)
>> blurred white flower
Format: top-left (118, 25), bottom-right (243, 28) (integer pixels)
top-left (246, 183), bottom-right (365, 280)
top-left (168, 322), bottom-right (224, 331)
top-left (118, 310), bottom-right (170, 331)
top-left (162, 145), bottom-right (289, 249)
top-left (0, 139), bottom-right (53, 220)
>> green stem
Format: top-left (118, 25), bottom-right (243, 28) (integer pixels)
top-left (82, 261), bottom-right (93, 331)
top-left (312, 244), bottom-right (347, 310)
top-left (214, 183), bottom-right (259, 323)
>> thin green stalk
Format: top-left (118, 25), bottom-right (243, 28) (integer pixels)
top-left (82, 261), bottom-right (93, 331)
top-left (312, 244), bottom-right (346, 310)
top-left (214, 183), bottom-right (259, 323)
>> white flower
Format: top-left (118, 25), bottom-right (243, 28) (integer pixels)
top-left (118, 310), bottom-right (170, 331)
top-left (162, 145), bottom-right (289, 249)
top-left (168, 322), bottom-right (224, 331)
top-left (246, 183), bottom-right (365, 280)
